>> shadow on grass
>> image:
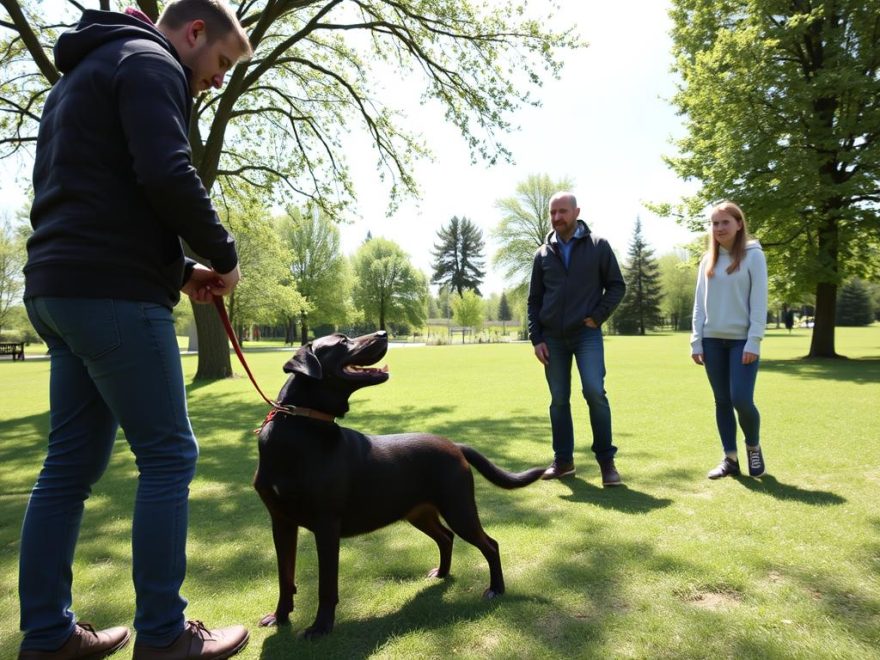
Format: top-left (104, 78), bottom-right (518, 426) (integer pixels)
top-left (257, 581), bottom-right (548, 658)
top-left (734, 474), bottom-right (846, 505)
top-left (558, 478), bottom-right (674, 513)
top-left (759, 356), bottom-right (880, 384)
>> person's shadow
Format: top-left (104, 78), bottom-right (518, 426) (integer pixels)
top-left (558, 478), bottom-right (673, 513)
top-left (735, 474), bottom-right (846, 505)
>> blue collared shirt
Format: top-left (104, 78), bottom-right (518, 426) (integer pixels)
top-left (555, 223), bottom-right (587, 269)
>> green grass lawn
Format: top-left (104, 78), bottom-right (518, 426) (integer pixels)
top-left (1, 326), bottom-right (879, 658)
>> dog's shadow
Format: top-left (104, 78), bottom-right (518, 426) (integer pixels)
top-left (558, 478), bottom-right (673, 514)
top-left (257, 579), bottom-right (548, 658)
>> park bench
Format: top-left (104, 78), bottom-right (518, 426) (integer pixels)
top-left (0, 341), bottom-right (25, 360)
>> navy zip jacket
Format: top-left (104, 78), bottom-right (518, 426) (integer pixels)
top-left (527, 220), bottom-right (626, 345)
top-left (24, 10), bottom-right (237, 309)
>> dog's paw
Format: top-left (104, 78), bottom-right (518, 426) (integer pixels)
top-left (259, 612), bottom-right (290, 627)
top-left (482, 587), bottom-right (504, 600)
top-left (427, 568), bottom-right (448, 579)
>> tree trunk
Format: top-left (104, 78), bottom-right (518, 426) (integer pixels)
top-left (808, 281), bottom-right (840, 358)
top-left (807, 215), bottom-right (842, 358)
top-left (299, 316), bottom-right (309, 346)
top-left (192, 301), bottom-right (233, 380)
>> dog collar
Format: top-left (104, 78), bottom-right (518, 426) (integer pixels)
top-left (256, 404), bottom-right (336, 433)
top-left (277, 404), bottom-right (336, 423)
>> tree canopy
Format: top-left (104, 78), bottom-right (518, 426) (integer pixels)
top-left (277, 206), bottom-right (351, 344)
top-left (351, 236), bottom-right (427, 331)
top-left (662, 0), bottom-right (880, 357)
top-left (493, 173), bottom-right (573, 291)
top-left (1, 0), bottom-right (580, 377)
top-left (451, 289), bottom-right (483, 340)
top-left (430, 215), bottom-right (485, 296)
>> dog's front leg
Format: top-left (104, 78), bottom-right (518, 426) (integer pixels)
top-left (303, 520), bottom-right (341, 640)
top-left (259, 517), bottom-right (299, 627)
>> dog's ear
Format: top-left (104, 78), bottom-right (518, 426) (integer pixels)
top-left (283, 345), bottom-right (323, 379)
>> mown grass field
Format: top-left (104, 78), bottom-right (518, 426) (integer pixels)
top-left (1, 326), bottom-right (878, 658)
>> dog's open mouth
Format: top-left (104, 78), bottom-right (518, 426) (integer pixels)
top-left (343, 364), bottom-right (388, 377)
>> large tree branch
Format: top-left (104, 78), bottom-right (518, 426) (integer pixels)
top-left (0, 0), bottom-right (59, 84)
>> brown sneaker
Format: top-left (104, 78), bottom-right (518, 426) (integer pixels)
top-left (18, 622), bottom-right (131, 659)
top-left (599, 459), bottom-right (623, 487)
top-left (541, 460), bottom-right (576, 479)
top-left (132, 621), bottom-right (249, 660)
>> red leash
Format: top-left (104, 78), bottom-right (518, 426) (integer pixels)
top-left (211, 295), bottom-right (335, 424)
top-left (213, 295), bottom-right (277, 408)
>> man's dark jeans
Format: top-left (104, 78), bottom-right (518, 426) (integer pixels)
top-left (544, 327), bottom-right (616, 463)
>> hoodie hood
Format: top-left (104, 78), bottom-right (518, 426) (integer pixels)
top-left (55, 9), bottom-right (174, 73)
top-left (746, 239), bottom-right (763, 250)
top-left (545, 218), bottom-right (591, 245)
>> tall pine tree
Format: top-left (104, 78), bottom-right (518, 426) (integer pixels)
top-left (613, 218), bottom-right (663, 335)
top-left (431, 216), bottom-right (486, 296)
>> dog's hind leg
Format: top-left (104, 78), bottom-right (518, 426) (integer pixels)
top-left (406, 504), bottom-right (454, 578)
top-left (260, 515), bottom-right (299, 627)
top-left (438, 496), bottom-right (505, 599)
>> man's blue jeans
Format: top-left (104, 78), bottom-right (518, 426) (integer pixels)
top-left (20, 297), bottom-right (197, 650)
top-left (544, 327), bottom-right (616, 463)
top-left (701, 337), bottom-right (760, 453)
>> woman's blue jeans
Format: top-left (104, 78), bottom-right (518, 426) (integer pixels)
top-left (701, 337), bottom-right (761, 453)
top-left (20, 297), bottom-right (197, 650)
top-left (544, 327), bottom-right (616, 463)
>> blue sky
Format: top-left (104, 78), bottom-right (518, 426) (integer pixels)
top-left (0, 0), bottom-right (701, 295)
top-left (341, 0), bottom-right (700, 293)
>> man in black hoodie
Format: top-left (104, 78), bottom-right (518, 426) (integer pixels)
top-left (527, 192), bottom-right (626, 487)
top-left (19, 2), bottom-right (252, 658)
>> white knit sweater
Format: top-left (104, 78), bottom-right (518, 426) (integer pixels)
top-left (691, 241), bottom-right (768, 356)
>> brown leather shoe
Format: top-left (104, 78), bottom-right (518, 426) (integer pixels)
top-left (18, 622), bottom-right (131, 659)
top-left (132, 621), bottom-right (248, 660)
top-left (541, 460), bottom-right (576, 479)
top-left (599, 459), bottom-right (623, 487)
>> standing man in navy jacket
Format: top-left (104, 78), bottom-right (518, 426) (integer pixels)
top-left (527, 192), bottom-right (626, 486)
top-left (20, 2), bottom-right (253, 658)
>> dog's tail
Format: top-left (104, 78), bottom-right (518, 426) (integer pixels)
top-left (458, 444), bottom-right (545, 489)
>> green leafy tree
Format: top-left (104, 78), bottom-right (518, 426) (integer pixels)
top-left (1, 0), bottom-right (580, 378)
top-left (451, 289), bottom-right (484, 342)
top-left (0, 215), bottom-right (27, 335)
top-left (658, 251), bottom-right (696, 331)
top-left (221, 197), bottom-right (308, 343)
top-left (662, 0), bottom-right (880, 357)
top-left (351, 238), bottom-right (427, 332)
top-left (836, 279), bottom-right (874, 326)
top-left (493, 174), bottom-right (574, 291)
top-left (277, 207), bottom-right (351, 345)
top-left (613, 218), bottom-right (662, 335)
top-left (430, 216), bottom-right (486, 296)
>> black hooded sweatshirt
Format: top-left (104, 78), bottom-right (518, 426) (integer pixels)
top-left (527, 220), bottom-right (626, 344)
top-left (24, 10), bottom-right (238, 309)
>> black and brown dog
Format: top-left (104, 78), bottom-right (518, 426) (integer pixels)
top-left (254, 330), bottom-right (544, 639)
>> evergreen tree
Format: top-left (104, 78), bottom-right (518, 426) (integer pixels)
top-left (498, 291), bottom-right (512, 332)
top-left (430, 217), bottom-right (486, 296)
top-left (613, 218), bottom-right (663, 335)
top-left (836, 279), bottom-right (874, 327)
